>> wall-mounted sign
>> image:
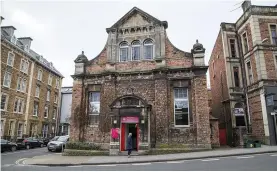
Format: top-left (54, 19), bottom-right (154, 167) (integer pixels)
top-left (266, 95), bottom-right (274, 106)
top-left (121, 116), bottom-right (139, 123)
top-left (233, 108), bottom-right (244, 116)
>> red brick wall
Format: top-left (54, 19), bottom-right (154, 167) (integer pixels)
top-left (263, 50), bottom-right (277, 79)
top-left (209, 30), bottom-right (229, 124)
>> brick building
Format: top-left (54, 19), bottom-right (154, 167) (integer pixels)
top-left (209, 1), bottom-right (277, 146)
top-left (71, 7), bottom-right (216, 154)
top-left (1, 18), bottom-right (63, 141)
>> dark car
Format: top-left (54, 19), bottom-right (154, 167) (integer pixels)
top-left (16, 137), bottom-right (44, 149)
top-left (1, 139), bottom-right (17, 152)
top-left (47, 136), bottom-right (69, 152)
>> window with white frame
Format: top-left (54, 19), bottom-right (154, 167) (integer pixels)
top-left (119, 42), bottom-right (128, 62)
top-left (35, 85), bottom-right (40, 97)
top-left (7, 52), bottom-right (15, 67)
top-left (53, 108), bottom-right (57, 119)
top-left (33, 101), bottom-right (39, 116)
top-left (270, 25), bottom-right (277, 45)
top-left (29, 123), bottom-right (37, 137)
top-left (37, 69), bottom-right (43, 81)
top-left (17, 77), bottom-right (27, 92)
top-left (8, 121), bottom-right (15, 136)
top-left (14, 97), bottom-right (24, 114)
top-left (174, 88), bottom-right (189, 126)
top-left (20, 59), bottom-right (29, 74)
top-left (246, 61), bottom-right (253, 85)
top-left (47, 90), bottom-right (50, 101)
top-left (3, 71), bottom-right (12, 88)
top-left (1, 93), bottom-right (9, 111)
top-left (48, 75), bottom-right (52, 85)
top-left (42, 124), bottom-right (48, 138)
top-left (56, 78), bottom-right (60, 88)
top-left (17, 123), bottom-right (23, 138)
top-left (44, 106), bottom-right (49, 118)
top-left (143, 39), bottom-right (153, 59)
top-left (1, 120), bottom-right (5, 137)
top-left (89, 92), bottom-right (100, 125)
top-left (11, 36), bottom-right (17, 44)
top-left (229, 39), bottom-right (237, 58)
top-left (54, 93), bottom-right (58, 103)
top-left (132, 40), bottom-right (141, 61)
top-left (242, 32), bottom-right (249, 54)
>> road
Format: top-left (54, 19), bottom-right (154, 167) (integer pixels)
top-left (1, 150), bottom-right (277, 171)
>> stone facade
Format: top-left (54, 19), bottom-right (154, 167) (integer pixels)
top-left (71, 7), bottom-right (214, 153)
top-left (1, 22), bottom-right (63, 141)
top-left (209, 1), bottom-right (277, 146)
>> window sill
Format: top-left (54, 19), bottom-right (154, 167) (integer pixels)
top-left (173, 125), bottom-right (190, 128)
top-left (44, 117), bottom-right (48, 119)
top-left (2, 85), bottom-right (11, 89)
top-left (32, 115), bottom-right (38, 117)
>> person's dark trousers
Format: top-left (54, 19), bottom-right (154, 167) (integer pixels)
top-left (128, 149), bottom-right (132, 155)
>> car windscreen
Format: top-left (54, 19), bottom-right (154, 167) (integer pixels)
top-left (57, 136), bottom-right (68, 142)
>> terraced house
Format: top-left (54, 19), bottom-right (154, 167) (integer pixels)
top-left (209, 1), bottom-right (277, 146)
top-left (1, 18), bottom-right (63, 141)
top-left (71, 7), bottom-right (219, 155)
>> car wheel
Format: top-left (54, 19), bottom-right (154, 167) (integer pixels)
top-left (26, 145), bottom-right (30, 150)
top-left (11, 146), bottom-right (16, 152)
top-left (48, 149), bottom-right (52, 152)
top-left (40, 144), bottom-right (44, 148)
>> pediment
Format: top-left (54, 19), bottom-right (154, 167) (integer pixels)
top-left (106, 7), bottom-right (168, 32)
top-left (120, 13), bottom-right (151, 28)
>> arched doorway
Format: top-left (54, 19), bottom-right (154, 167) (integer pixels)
top-left (110, 95), bottom-right (151, 152)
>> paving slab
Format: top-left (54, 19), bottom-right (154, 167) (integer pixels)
top-left (23, 145), bottom-right (277, 166)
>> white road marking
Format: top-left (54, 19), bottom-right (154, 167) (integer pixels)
top-left (15, 158), bottom-right (28, 165)
top-left (132, 163), bottom-right (151, 165)
top-left (97, 164), bottom-right (117, 167)
top-left (236, 156), bottom-right (254, 159)
top-left (2, 164), bottom-right (14, 167)
top-left (201, 158), bottom-right (219, 162)
top-left (70, 165), bottom-right (83, 167)
top-left (270, 154), bottom-right (277, 156)
top-left (166, 161), bottom-right (184, 163)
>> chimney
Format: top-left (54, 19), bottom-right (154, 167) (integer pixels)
top-left (1, 26), bottom-right (16, 38)
top-left (241, 0), bottom-right (252, 12)
top-left (18, 37), bottom-right (33, 52)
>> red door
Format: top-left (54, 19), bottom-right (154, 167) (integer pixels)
top-left (219, 129), bottom-right (227, 145)
top-left (120, 123), bottom-right (125, 151)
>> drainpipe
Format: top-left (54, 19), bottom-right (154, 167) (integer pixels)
top-left (235, 31), bottom-right (250, 133)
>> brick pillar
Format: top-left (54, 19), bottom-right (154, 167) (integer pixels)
top-left (193, 76), bottom-right (211, 148)
top-left (70, 80), bottom-right (83, 141)
top-left (154, 75), bottom-right (169, 144)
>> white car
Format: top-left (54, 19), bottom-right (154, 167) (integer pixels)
top-left (47, 136), bottom-right (69, 152)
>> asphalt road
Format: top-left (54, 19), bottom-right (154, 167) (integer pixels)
top-left (1, 152), bottom-right (277, 171)
top-left (1, 147), bottom-right (58, 169)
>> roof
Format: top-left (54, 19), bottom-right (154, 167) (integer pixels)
top-left (1, 26), bottom-right (64, 78)
top-left (106, 6), bottom-right (168, 33)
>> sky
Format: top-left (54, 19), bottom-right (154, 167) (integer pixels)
top-left (1, 0), bottom-right (276, 87)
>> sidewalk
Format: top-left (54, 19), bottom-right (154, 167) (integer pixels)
top-left (24, 145), bottom-right (277, 166)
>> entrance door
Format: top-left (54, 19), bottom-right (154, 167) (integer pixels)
top-left (128, 124), bottom-right (137, 151)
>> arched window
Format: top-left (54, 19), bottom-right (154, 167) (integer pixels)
top-left (132, 40), bottom-right (141, 61)
top-left (119, 42), bottom-right (129, 62)
top-left (143, 39), bottom-right (153, 59)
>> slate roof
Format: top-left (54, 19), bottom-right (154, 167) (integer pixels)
top-left (1, 26), bottom-right (64, 78)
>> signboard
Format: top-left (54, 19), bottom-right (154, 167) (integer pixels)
top-left (266, 95), bottom-right (274, 106)
top-left (233, 108), bottom-right (244, 116)
top-left (121, 116), bottom-right (139, 123)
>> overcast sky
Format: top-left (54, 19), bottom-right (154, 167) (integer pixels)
top-left (1, 0), bottom-right (276, 87)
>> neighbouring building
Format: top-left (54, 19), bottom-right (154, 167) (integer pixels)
top-left (1, 19), bottom-right (63, 141)
top-left (209, 1), bottom-right (277, 146)
top-left (71, 7), bottom-right (216, 154)
top-left (58, 87), bottom-right (72, 136)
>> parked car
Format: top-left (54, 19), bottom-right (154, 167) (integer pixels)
top-left (1, 139), bottom-right (17, 152)
top-left (47, 135), bottom-right (69, 152)
top-left (16, 137), bottom-right (44, 149)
